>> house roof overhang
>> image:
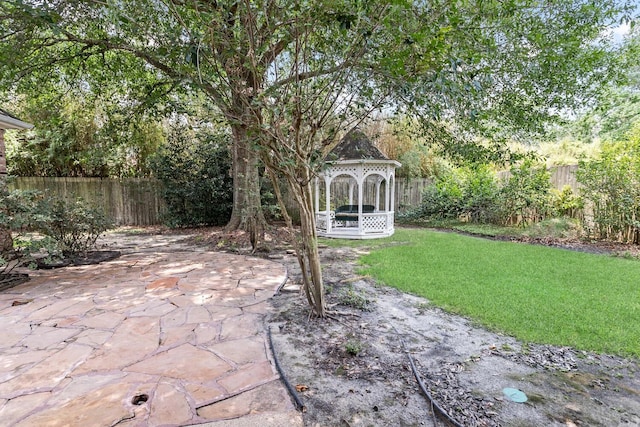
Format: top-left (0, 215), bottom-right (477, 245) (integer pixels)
top-left (0, 110), bottom-right (33, 130)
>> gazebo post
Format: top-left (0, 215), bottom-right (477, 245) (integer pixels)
top-left (324, 176), bottom-right (332, 232)
top-left (357, 175), bottom-right (364, 235)
top-left (348, 180), bottom-right (355, 206)
top-left (375, 178), bottom-right (382, 211)
top-left (385, 174), bottom-right (390, 211)
top-left (390, 171), bottom-right (395, 211)
top-left (388, 168), bottom-right (395, 232)
top-left (314, 177), bottom-right (319, 215)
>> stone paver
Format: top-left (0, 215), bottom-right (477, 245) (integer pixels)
top-left (0, 233), bottom-right (302, 426)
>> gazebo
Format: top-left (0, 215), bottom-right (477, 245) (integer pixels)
top-left (315, 129), bottom-right (400, 239)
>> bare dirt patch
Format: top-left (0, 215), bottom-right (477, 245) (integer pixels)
top-left (201, 227), bottom-right (640, 426)
top-left (269, 249), bottom-right (639, 426)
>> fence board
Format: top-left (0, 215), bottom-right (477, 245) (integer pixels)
top-left (550, 164), bottom-right (579, 191)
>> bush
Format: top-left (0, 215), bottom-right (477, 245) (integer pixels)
top-left (150, 126), bottom-right (233, 227)
top-left (417, 173), bottom-right (464, 220)
top-left (1, 180), bottom-right (112, 269)
top-left (412, 160), bottom-right (555, 227)
top-left (577, 124), bottom-right (640, 243)
top-left (497, 160), bottom-right (552, 226)
top-left (0, 181), bottom-right (44, 274)
top-left (414, 166), bottom-right (500, 223)
top-left (462, 165), bottom-right (501, 223)
top-left (0, 181), bottom-right (43, 237)
top-left (37, 196), bottom-right (113, 255)
top-left (523, 217), bottom-right (582, 239)
top-left (550, 185), bottom-right (583, 219)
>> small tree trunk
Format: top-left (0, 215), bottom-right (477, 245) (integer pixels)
top-left (265, 166), bottom-right (318, 309)
top-left (285, 170), bottom-right (325, 317)
top-left (0, 228), bottom-right (12, 255)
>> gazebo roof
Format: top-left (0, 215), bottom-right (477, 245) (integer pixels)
top-left (326, 128), bottom-right (389, 162)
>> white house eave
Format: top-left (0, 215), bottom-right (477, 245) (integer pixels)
top-left (0, 114), bottom-right (33, 130)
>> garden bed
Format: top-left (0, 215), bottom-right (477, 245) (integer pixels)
top-left (32, 250), bottom-right (122, 269)
top-left (0, 273), bottom-right (29, 292)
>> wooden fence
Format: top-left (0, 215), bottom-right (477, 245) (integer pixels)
top-left (497, 164), bottom-right (580, 191)
top-left (8, 177), bottom-right (166, 226)
top-left (7, 165), bottom-right (579, 226)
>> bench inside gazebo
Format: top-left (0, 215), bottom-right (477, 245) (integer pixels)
top-left (315, 129), bottom-right (400, 239)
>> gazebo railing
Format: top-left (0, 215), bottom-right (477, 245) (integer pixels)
top-left (316, 210), bottom-right (335, 232)
top-left (315, 211), bottom-right (394, 236)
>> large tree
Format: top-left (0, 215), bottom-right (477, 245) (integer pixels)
top-left (1, 0), bottom-right (634, 315)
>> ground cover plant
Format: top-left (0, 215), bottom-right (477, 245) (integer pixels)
top-left (354, 228), bottom-right (640, 357)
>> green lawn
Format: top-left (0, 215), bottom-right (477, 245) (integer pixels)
top-left (350, 228), bottom-right (640, 357)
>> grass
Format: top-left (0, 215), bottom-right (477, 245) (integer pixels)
top-left (351, 227), bottom-right (640, 357)
top-left (336, 285), bottom-right (372, 310)
top-left (344, 339), bottom-right (364, 356)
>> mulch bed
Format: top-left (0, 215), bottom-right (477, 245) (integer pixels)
top-left (33, 250), bottom-right (122, 269)
top-left (0, 273), bottom-right (30, 292)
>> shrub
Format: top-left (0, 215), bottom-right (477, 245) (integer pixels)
top-left (497, 160), bottom-right (552, 226)
top-left (461, 165), bottom-right (501, 223)
top-left (0, 180), bottom-right (44, 273)
top-left (0, 179), bottom-right (40, 276)
top-left (0, 182), bottom-right (43, 236)
top-left (577, 124), bottom-right (640, 243)
top-left (417, 175), bottom-right (464, 220)
top-left (37, 196), bottom-right (114, 255)
top-left (412, 160), bottom-right (556, 227)
top-left (414, 166), bottom-right (500, 223)
top-left (523, 217), bottom-right (582, 239)
top-left (550, 185), bottom-right (583, 219)
top-left (344, 339), bottom-right (364, 356)
top-left (337, 285), bottom-right (372, 310)
top-left (1, 181), bottom-right (111, 269)
top-left (150, 126), bottom-right (233, 227)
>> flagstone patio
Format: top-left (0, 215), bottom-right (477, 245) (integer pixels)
top-left (0, 233), bottom-right (302, 426)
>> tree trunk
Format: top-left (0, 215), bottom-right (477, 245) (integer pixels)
top-left (0, 229), bottom-right (12, 255)
top-left (226, 123), bottom-right (266, 242)
top-left (286, 169), bottom-right (325, 317)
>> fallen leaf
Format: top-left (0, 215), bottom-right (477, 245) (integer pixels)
top-left (12, 300), bottom-right (32, 306)
top-left (295, 384), bottom-right (309, 392)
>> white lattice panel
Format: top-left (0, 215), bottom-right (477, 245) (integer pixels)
top-left (329, 165), bottom-right (359, 178)
top-left (362, 215), bottom-right (387, 232)
top-left (316, 214), bottom-right (329, 231)
top-left (363, 164), bottom-right (388, 177)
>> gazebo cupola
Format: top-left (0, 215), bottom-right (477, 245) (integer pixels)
top-left (315, 128), bottom-right (400, 239)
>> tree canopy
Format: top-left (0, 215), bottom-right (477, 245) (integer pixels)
top-left (2, 1), bottom-right (634, 151)
top-left (570, 26), bottom-right (640, 143)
